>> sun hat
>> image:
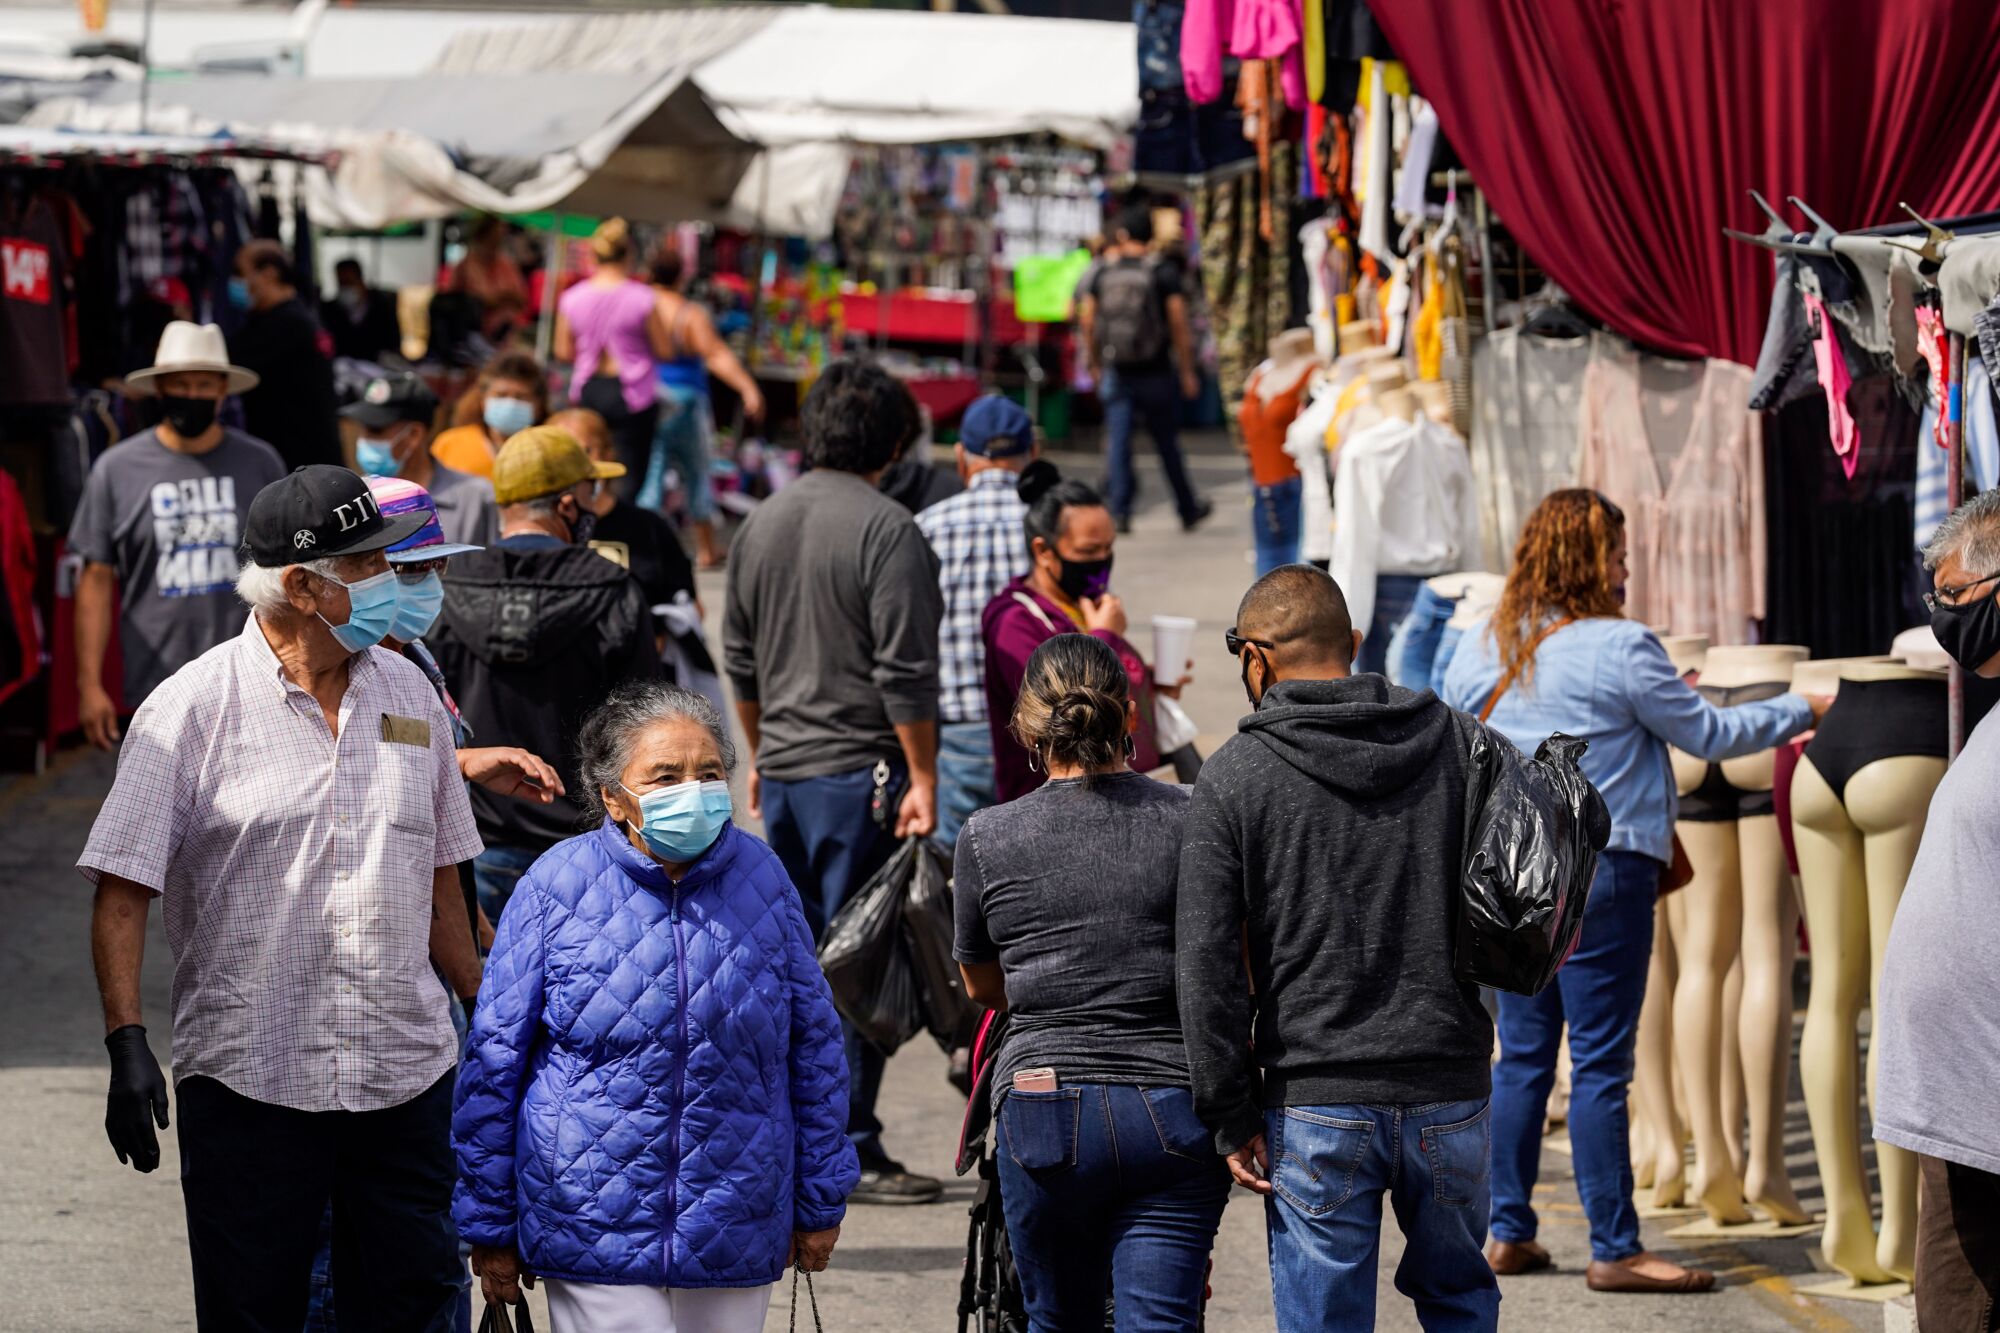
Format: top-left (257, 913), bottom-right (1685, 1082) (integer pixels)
top-left (366, 476), bottom-right (485, 563)
top-left (491, 425), bottom-right (625, 506)
top-left (124, 321), bottom-right (260, 396)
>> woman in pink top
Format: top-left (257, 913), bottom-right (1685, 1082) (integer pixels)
top-left (555, 218), bottom-right (672, 499)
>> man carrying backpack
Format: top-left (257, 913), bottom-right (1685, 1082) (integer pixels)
top-left (1080, 205), bottom-right (1212, 534)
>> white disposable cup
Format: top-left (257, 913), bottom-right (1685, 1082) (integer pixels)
top-left (1152, 615), bottom-right (1198, 685)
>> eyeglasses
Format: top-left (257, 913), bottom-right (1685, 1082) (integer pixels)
top-left (394, 559), bottom-right (447, 582)
top-left (1923, 569), bottom-right (2000, 613)
top-left (1225, 628), bottom-right (1276, 657)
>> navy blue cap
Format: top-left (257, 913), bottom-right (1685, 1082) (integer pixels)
top-left (960, 395), bottom-right (1036, 458)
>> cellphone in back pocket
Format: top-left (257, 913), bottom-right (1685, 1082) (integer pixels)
top-left (1012, 1068), bottom-right (1059, 1093)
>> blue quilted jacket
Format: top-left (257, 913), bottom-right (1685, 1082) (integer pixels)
top-left (452, 820), bottom-right (859, 1287)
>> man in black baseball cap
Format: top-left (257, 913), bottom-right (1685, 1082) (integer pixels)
top-left (341, 372), bottom-right (496, 550)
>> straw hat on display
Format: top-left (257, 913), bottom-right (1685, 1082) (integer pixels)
top-left (124, 321), bottom-right (260, 396)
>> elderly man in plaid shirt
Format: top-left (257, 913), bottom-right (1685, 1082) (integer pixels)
top-left (916, 394), bottom-right (1039, 849)
top-left (80, 466), bottom-right (484, 1332)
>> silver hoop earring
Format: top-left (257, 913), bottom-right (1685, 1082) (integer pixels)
top-left (1124, 733), bottom-right (1138, 762)
top-left (1027, 747), bottom-right (1041, 774)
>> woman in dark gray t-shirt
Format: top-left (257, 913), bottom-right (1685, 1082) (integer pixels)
top-left (953, 633), bottom-right (1228, 1329)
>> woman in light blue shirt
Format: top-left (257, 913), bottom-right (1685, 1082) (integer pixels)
top-left (1442, 489), bottom-right (1819, 1296)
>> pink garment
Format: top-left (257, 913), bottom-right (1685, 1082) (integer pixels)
top-left (1576, 347), bottom-right (1764, 645)
top-left (559, 278), bottom-right (659, 413)
top-left (1181, 0), bottom-right (1305, 108)
top-left (1803, 291), bottom-right (1859, 480)
top-left (1915, 302), bottom-right (1951, 450)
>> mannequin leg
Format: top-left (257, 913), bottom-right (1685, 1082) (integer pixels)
top-left (1734, 814), bottom-right (1807, 1224)
top-left (1720, 950), bottom-right (1747, 1183)
top-left (1633, 899), bottom-right (1685, 1206)
top-left (1668, 820), bottom-right (1751, 1224)
top-left (1846, 757), bottom-right (1948, 1285)
top-left (1791, 758), bottom-right (1895, 1285)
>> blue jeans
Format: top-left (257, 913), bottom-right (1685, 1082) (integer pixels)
top-left (996, 1084), bottom-right (1230, 1330)
top-left (762, 762), bottom-right (904, 1163)
top-left (1386, 583), bottom-right (1457, 691)
top-left (935, 720), bottom-right (995, 856)
top-left (471, 844), bottom-right (540, 927)
top-left (1266, 1099), bottom-right (1499, 1332)
top-left (1490, 849), bottom-right (1658, 1262)
top-left (1252, 475), bottom-right (1304, 574)
top-left (1356, 574), bottom-right (1425, 677)
top-left (1102, 365), bottom-right (1202, 524)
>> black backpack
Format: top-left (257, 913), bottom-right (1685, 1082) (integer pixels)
top-left (1093, 260), bottom-right (1168, 368)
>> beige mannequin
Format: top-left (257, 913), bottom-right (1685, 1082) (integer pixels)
top-left (1256, 329), bottom-right (1321, 403)
top-left (1368, 364), bottom-right (1419, 423)
top-left (1791, 661), bottom-right (1947, 1285)
top-left (1338, 319), bottom-right (1380, 356)
top-left (1632, 635), bottom-right (1706, 1204)
top-left (1665, 644), bottom-right (1809, 1225)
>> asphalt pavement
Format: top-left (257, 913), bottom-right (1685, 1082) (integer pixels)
top-left (2, 431), bottom-right (1886, 1330)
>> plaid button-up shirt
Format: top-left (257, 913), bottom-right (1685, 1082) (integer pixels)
top-left (78, 616), bottom-right (483, 1112)
top-left (916, 468), bottom-right (1031, 724)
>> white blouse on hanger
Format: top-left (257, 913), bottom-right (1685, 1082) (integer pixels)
top-left (1330, 415), bottom-right (1480, 637)
top-left (1468, 326), bottom-right (1610, 570)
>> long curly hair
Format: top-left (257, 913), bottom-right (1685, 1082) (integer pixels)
top-left (1490, 489), bottom-right (1627, 686)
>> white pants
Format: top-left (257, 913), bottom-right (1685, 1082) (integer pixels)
top-left (544, 1279), bottom-right (774, 1333)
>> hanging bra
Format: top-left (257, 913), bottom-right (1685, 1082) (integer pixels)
top-left (1803, 676), bottom-right (1948, 802)
top-left (1677, 680), bottom-right (1790, 823)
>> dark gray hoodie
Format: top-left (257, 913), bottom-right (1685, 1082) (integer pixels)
top-left (1175, 674), bottom-right (1493, 1152)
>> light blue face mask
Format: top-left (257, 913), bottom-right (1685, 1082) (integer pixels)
top-left (355, 436), bottom-right (401, 478)
top-left (389, 570), bottom-right (445, 642)
top-left (621, 779), bottom-right (732, 862)
top-left (483, 396), bottom-right (536, 439)
top-left (227, 276), bottom-right (251, 310)
top-left (315, 568), bottom-right (400, 653)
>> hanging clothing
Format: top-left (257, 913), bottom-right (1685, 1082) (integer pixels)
top-left (1804, 291), bottom-right (1859, 479)
top-left (1393, 102), bottom-right (1440, 220)
top-left (1328, 415), bottom-right (1480, 640)
top-left (1411, 256), bottom-right (1443, 382)
top-left (1240, 359), bottom-right (1312, 486)
top-left (1467, 327), bottom-right (1606, 571)
top-left (0, 190), bottom-right (75, 406)
top-left (1180, 0), bottom-right (1305, 108)
top-left (1576, 348), bottom-right (1763, 644)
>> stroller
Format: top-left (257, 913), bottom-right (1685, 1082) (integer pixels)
top-left (953, 1011), bottom-right (1208, 1332)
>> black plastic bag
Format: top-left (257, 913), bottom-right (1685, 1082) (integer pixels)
top-left (902, 839), bottom-right (975, 1048)
top-left (1454, 718), bottom-right (1611, 996)
top-left (819, 841), bottom-right (927, 1052)
top-left (477, 1298), bottom-right (536, 1333)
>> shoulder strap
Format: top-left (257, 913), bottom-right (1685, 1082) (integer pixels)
top-left (1477, 617), bottom-right (1574, 723)
top-left (1011, 590), bottom-right (1062, 635)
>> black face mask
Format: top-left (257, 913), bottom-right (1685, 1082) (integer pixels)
top-left (1932, 591), bottom-right (2000, 674)
top-left (159, 394), bottom-right (218, 438)
top-left (1055, 553), bottom-right (1113, 602)
top-left (564, 497), bottom-right (598, 547)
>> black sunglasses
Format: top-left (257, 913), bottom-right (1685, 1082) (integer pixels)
top-left (1225, 628), bottom-right (1276, 657)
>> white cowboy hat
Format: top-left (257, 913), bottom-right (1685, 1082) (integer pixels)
top-left (124, 321), bottom-right (260, 396)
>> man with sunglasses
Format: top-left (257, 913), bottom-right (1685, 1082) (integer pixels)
top-left (1875, 489), bottom-right (2000, 1332)
top-left (425, 426), bottom-right (660, 924)
top-left (1177, 564), bottom-right (1500, 1331)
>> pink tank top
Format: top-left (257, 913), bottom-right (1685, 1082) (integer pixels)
top-left (560, 279), bottom-right (658, 413)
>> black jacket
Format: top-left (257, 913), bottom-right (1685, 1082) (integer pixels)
top-left (428, 541), bottom-right (660, 851)
top-left (1176, 674), bottom-right (1492, 1152)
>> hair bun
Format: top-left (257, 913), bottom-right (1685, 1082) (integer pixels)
top-left (1017, 458), bottom-right (1062, 505)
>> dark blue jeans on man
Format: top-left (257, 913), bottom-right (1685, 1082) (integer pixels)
top-left (179, 1070), bottom-right (463, 1333)
top-left (471, 844), bottom-right (541, 927)
top-left (935, 720), bottom-right (995, 856)
top-left (997, 1083), bottom-right (1230, 1329)
top-left (1252, 475), bottom-right (1304, 574)
top-left (762, 760), bottom-right (904, 1163)
top-left (1102, 364), bottom-right (1203, 525)
top-left (1265, 1098), bottom-right (1499, 1332)
top-left (1490, 849), bottom-right (1656, 1263)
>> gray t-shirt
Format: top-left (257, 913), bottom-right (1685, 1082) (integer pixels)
top-left (1874, 706), bottom-right (2000, 1175)
top-left (427, 461), bottom-right (496, 550)
top-left (66, 427), bottom-right (285, 706)
top-left (954, 772), bottom-right (1194, 1103)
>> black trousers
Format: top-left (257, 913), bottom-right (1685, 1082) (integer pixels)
top-left (178, 1070), bottom-right (460, 1333)
top-left (1918, 1153), bottom-right (2000, 1333)
top-left (579, 373), bottom-right (661, 503)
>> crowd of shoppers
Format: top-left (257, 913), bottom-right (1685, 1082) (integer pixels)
top-left (66, 202), bottom-right (1996, 1333)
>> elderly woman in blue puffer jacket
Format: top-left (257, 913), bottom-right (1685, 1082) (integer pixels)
top-left (453, 680), bottom-right (860, 1333)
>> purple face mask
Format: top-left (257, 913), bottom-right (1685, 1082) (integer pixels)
top-left (1057, 553), bottom-right (1113, 601)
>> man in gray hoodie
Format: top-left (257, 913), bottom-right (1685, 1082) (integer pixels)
top-left (1177, 564), bottom-right (1499, 1332)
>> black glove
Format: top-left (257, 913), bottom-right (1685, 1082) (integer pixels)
top-left (105, 1024), bottom-right (169, 1172)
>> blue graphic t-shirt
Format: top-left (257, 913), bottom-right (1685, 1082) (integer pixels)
top-left (67, 426), bottom-right (286, 708)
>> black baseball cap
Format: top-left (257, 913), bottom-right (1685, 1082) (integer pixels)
top-left (339, 372), bottom-right (440, 431)
top-left (244, 465), bottom-right (428, 566)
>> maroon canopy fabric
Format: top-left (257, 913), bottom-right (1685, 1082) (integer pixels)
top-left (1371, 0), bottom-right (2000, 364)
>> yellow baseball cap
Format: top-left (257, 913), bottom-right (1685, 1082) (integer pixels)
top-left (491, 425), bottom-right (626, 505)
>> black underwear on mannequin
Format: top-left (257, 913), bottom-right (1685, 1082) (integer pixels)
top-left (1678, 681), bottom-right (1788, 822)
top-left (1803, 676), bottom-right (1947, 802)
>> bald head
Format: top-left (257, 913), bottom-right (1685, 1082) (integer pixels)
top-left (546, 407), bottom-right (613, 463)
top-left (1237, 565), bottom-right (1356, 672)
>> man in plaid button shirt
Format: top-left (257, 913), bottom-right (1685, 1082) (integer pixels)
top-left (916, 395), bottom-right (1037, 849)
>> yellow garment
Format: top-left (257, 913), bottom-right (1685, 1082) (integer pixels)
top-left (1326, 375), bottom-right (1374, 450)
top-left (1355, 59), bottom-right (1413, 108)
top-left (1413, 258), bottom-right (1444, 382)
top-left (431, 424), bottom-right (498, 480)
top-left (1304, 0), bottom-right (1325, 104)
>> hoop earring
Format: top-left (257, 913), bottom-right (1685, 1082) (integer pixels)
top-left (1124, 733), bottom-right (1138, 762)
top-left (1027, 747), bottom-right (1041, 774)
